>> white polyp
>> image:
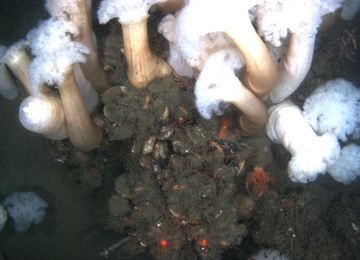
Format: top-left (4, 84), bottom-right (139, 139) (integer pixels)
top-left (0, 45), bottom-right (19, 100)
top-left (97, 0), bottom-right (168, 24)
top-left (0, 62), bottom-right (18, 100)
top-left (19, 95), bottom-right (66, 136)
top-left (158, 14), bottom-right (193, 78)
top-left (73, 63), bottom-right (99, 113)
top-left (26, 18), bottom-right (89, 89)
top-left (269, 32), bottom-right (316, 104)
top-left (341, 0), bottom-right (360, 20)
top-left (266, 100), bottom-right (341, 183)
top-left (328, 144), bottom-right (360, 184)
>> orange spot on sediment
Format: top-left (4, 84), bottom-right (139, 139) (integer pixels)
top-left (200, 239), bottom-right (207, 246)
top-left (263, 145), bottom-right (270, 153)
top-left (160, 239), bottom-right (168, 247)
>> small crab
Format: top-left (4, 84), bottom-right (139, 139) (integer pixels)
top-left (334, 26), bottom-right (359, 62)
top-left (345, 26), bottom-right (358, 50)
top-left (171, 70), bottom-right (195, 91)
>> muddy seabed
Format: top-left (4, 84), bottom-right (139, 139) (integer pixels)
top-left (0, 2), bottom-right (360, 259)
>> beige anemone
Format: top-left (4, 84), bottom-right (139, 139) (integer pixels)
top-left (97, 0), bottom-right (172, 88)
top-left (46, 0), bottom-right (110, 93)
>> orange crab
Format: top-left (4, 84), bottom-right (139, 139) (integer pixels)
top-left (247, 167), bottom-right (274, 197)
